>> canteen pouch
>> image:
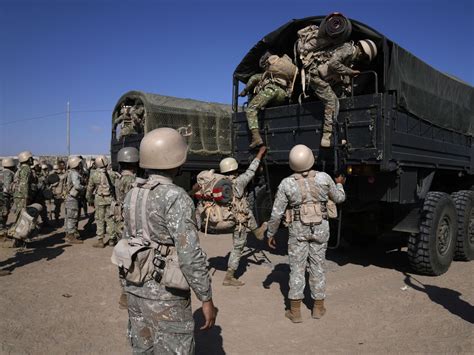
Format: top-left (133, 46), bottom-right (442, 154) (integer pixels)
top-left (162, 248), bottom-right (190, 291)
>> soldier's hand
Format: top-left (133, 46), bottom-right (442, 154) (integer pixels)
top-left (268, 236), bottom-right (277, 249)
top-left (200, 300), bottom-right (217, 330)
top-left (239, 89), bottom-right (247, 97)
top-left (256, 145), bottom-right (267, 160)
top-left (335, 174), bottom-right (346, 185)
top-left (350, 70), bottom-right (361, 77)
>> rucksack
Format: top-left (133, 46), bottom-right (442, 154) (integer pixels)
top-left (195, 170), bottom-right (236, 233)
top-left (263, 54), bottom-right (298, 95)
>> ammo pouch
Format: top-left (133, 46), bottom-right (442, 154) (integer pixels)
top-left (291, 171), bottom-right (327, 226)
top-left (298, 202), bottom-right (323, 226)
top-left (326, 199), bottom-right (338, 219)
top-left (161, 247), bottom-right (190, 291)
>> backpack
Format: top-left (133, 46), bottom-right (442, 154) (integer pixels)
top-left (10, 203), bottom-right (42, 240)
top-left (195, 170), bottom-right (236, 233)
top-left (295, 25), bottom-right (320, 68)
top-left (263, 54), bottom-right (298, 95)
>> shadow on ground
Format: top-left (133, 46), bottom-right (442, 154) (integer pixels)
top-left (193, 308), bottom-right (225, 355)
top-left (404, 273), bottom-right (474, 324)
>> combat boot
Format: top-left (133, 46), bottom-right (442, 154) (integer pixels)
top-left (252, 222), bottom-right (267, 241)
top-left (118, 292), bottom-right (128, 310)
top-left (320, 132), bottom-right (332, 148)
top-left (249, 129), bottom-right (264, 149)
top-left (108, 236), bottom-right (117, 247)
top-left (312, 299), bottom-right (326, 319)
top-left (93, 238), bottom-right (105, 248)
top-left (222, 269), bottom-right (245, 287)
top-left (65, 233), bottom-right (83, 244)
top-left (285, 299), bottom-right (303, 323)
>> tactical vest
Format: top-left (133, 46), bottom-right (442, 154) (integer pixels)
top-left (111, 177), bottom-right (189, 290)
top-left (67, 170), bottom-right (82, 198)
top-left (286, 171), bottom-right (326, 226)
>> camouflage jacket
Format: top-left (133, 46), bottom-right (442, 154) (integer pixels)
top-left (2, 169), bottom-right (15, 196)
top-left (86, 168), bottom-right (117, 205)
top-left (66, 169), bottom-right (85, 200)
top-left (267, 171), bottom-right (345, 238)
top-left (13, 164), bottom-right (33, 200)
top-left (123, 174), bottom-right (212, 302)
top-left (310, 42), bottom-right (359, 78)
top-left (115, 170), bottom-right (136, 205)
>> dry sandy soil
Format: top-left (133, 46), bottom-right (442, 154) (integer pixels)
top-left (0, 212), bottom-right (472, 354)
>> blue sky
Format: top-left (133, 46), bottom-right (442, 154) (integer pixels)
top-left (0, 0), bottom-right (473, 156)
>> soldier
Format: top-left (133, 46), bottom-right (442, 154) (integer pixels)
top-left (1, 158), bottom-right (17, 238)
top-left (307, 39), bottom-right (377, 147)
top-left (64, 156), bottom-right (85, 244)
top-left (266, 144), bottom-right (346, 322)
top-left (121, 127), bottom-right (216, 353)
top-left (12, 151), bottom-right (34, 222)
top-left (114, 104), bottom-right (136, 139)
top-left (50, 164), bottom-right (67, 223)
top-left (219, 146), bottom-right (268, 286)
top-left (86, 155), bottom-right (116, 248)
top-left (240, 52), bottom-right (298, 149)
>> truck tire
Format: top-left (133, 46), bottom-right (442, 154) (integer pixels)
top-left (407, 192), bottom-right (457, 275)
top-left (451, 190), bottom-right (474, 261)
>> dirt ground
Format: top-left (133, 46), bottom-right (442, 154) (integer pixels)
top-left (0, 212), bottom-right (473, 354)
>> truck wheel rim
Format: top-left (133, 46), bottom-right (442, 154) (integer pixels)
top-left (437, 215), bottom-right (452, 256)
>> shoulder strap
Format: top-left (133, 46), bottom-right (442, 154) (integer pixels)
top-left (293, 170), bottom-right (318, 205)
top-left (128, 181), bottom-right (161, 241)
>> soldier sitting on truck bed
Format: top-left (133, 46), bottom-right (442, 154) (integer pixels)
top-left (240, 52), bottom-right (298, 149)
top-left (305, 39), bottom-right (377, 147)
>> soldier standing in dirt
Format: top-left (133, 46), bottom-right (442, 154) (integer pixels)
top-left (219, 145), bottom-right (268, 286)
top-left (122, 128), bottom-right (216, 353)
top-left (240, 53), bottom-right (298, 149)
top-left (50, 164), bottom-right (67, 224)
top-left (86, 156), bottom-right (117, 248)
top-left (12, 151), bottom-right (34, 222)
top-left (267, 144), bottom-right (346, 322)
top-left (64, 156), bottom-right (85, 244)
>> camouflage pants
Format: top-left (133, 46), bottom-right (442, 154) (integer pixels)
top-left (127, 294), bottom-right (194, 355)
top-left (246, 84), bottom-right (287, 130)
top-left (65, 197), bottom-right (79, 235)
top-left (309, 75), bottom-right (340, 133)
top-left (13, 197), bottom-right (28, 222)
top-left (287, 221), bottom-right (330, 300)
top-left (120, 123), bottom-right (137, 139)
top-left (95, 203), bottom-right (114, 239)
top-left (53, 198), bottom-right (63, 220)
top-left (228, 227), bottom-right (248, 271)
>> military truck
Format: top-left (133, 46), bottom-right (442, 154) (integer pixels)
top-left (110, 91), bottom-right (233, 190)
top-left (232, 15), bottom-right (474, 275)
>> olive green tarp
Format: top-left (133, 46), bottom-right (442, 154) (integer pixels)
top-left (112, 91), bottom-right (232, 155)
top-left (234, 16), bottom-right (474, 136)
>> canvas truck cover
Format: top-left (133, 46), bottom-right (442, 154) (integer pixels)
top-left (112, 91), bottom-right (233, 155)
top-left (234, 16), bottom-right (474, 136)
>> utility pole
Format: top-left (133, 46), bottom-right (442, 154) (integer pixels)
top-left (67, 101), bottom-right (70, 156)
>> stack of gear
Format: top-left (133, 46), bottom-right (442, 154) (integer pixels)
top-left (9, 203), bottom-right (43, 241)
top-left (195, 169), bottom-right (235, 233)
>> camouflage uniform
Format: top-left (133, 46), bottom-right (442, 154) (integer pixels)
top-left (33, 169), bottom-right (49, 224)
top-left (245, 73), bottom-right (287, 130)
top-left (51, 171), bottom-right (67, 221)
top-left (12, 164), bottom-right (33, 221)
top-left (1, 169), bottom-right (15, 232)
top-left (122, 174), bottom-right (212, 354)
top-left (267, 171), bottom-right (345, 300)
top-left (65, 169), bottom-right (85, 236)
top-left (115, 105), bottom-right (144, 139)
top-left (114, 169), bottom-right (136, 238)
top-left (308, 42), bottom-right (360, 134)
top-left (227, 158), bottom-right (261, 271)
top-left (86, 168), bottom-right (116, 241)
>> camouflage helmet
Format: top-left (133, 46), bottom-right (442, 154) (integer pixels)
top-left (2, 157), bottom-right (15, 168)
top-left (68, 156), bottom-right (82, 169)
top-left (32, 160), bottom-right (40, 168)
top-left (53, 164), bottom-right (59, 171)
top-left (118, 147), bottom-right (139, 163)
top-left (18, 151), bottom-right (33, 163)
top-left (219, 157), bottom-right (238, 174)
top-left (41, 164), bottom-right (49, 171)
top-left (139, 128), bottom-right (188, 169)
top-left (95, 155), bottom-right (109, 168)
top-left (357, 39), bottom-right (377, 61)
top-left (289, 144), bottom-right (315, 172)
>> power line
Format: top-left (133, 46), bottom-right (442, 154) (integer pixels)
top-left (0, 109), bottom-right (110, 126)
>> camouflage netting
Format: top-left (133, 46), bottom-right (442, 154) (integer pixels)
top-left (112, 91), bottom-right (233, 155)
